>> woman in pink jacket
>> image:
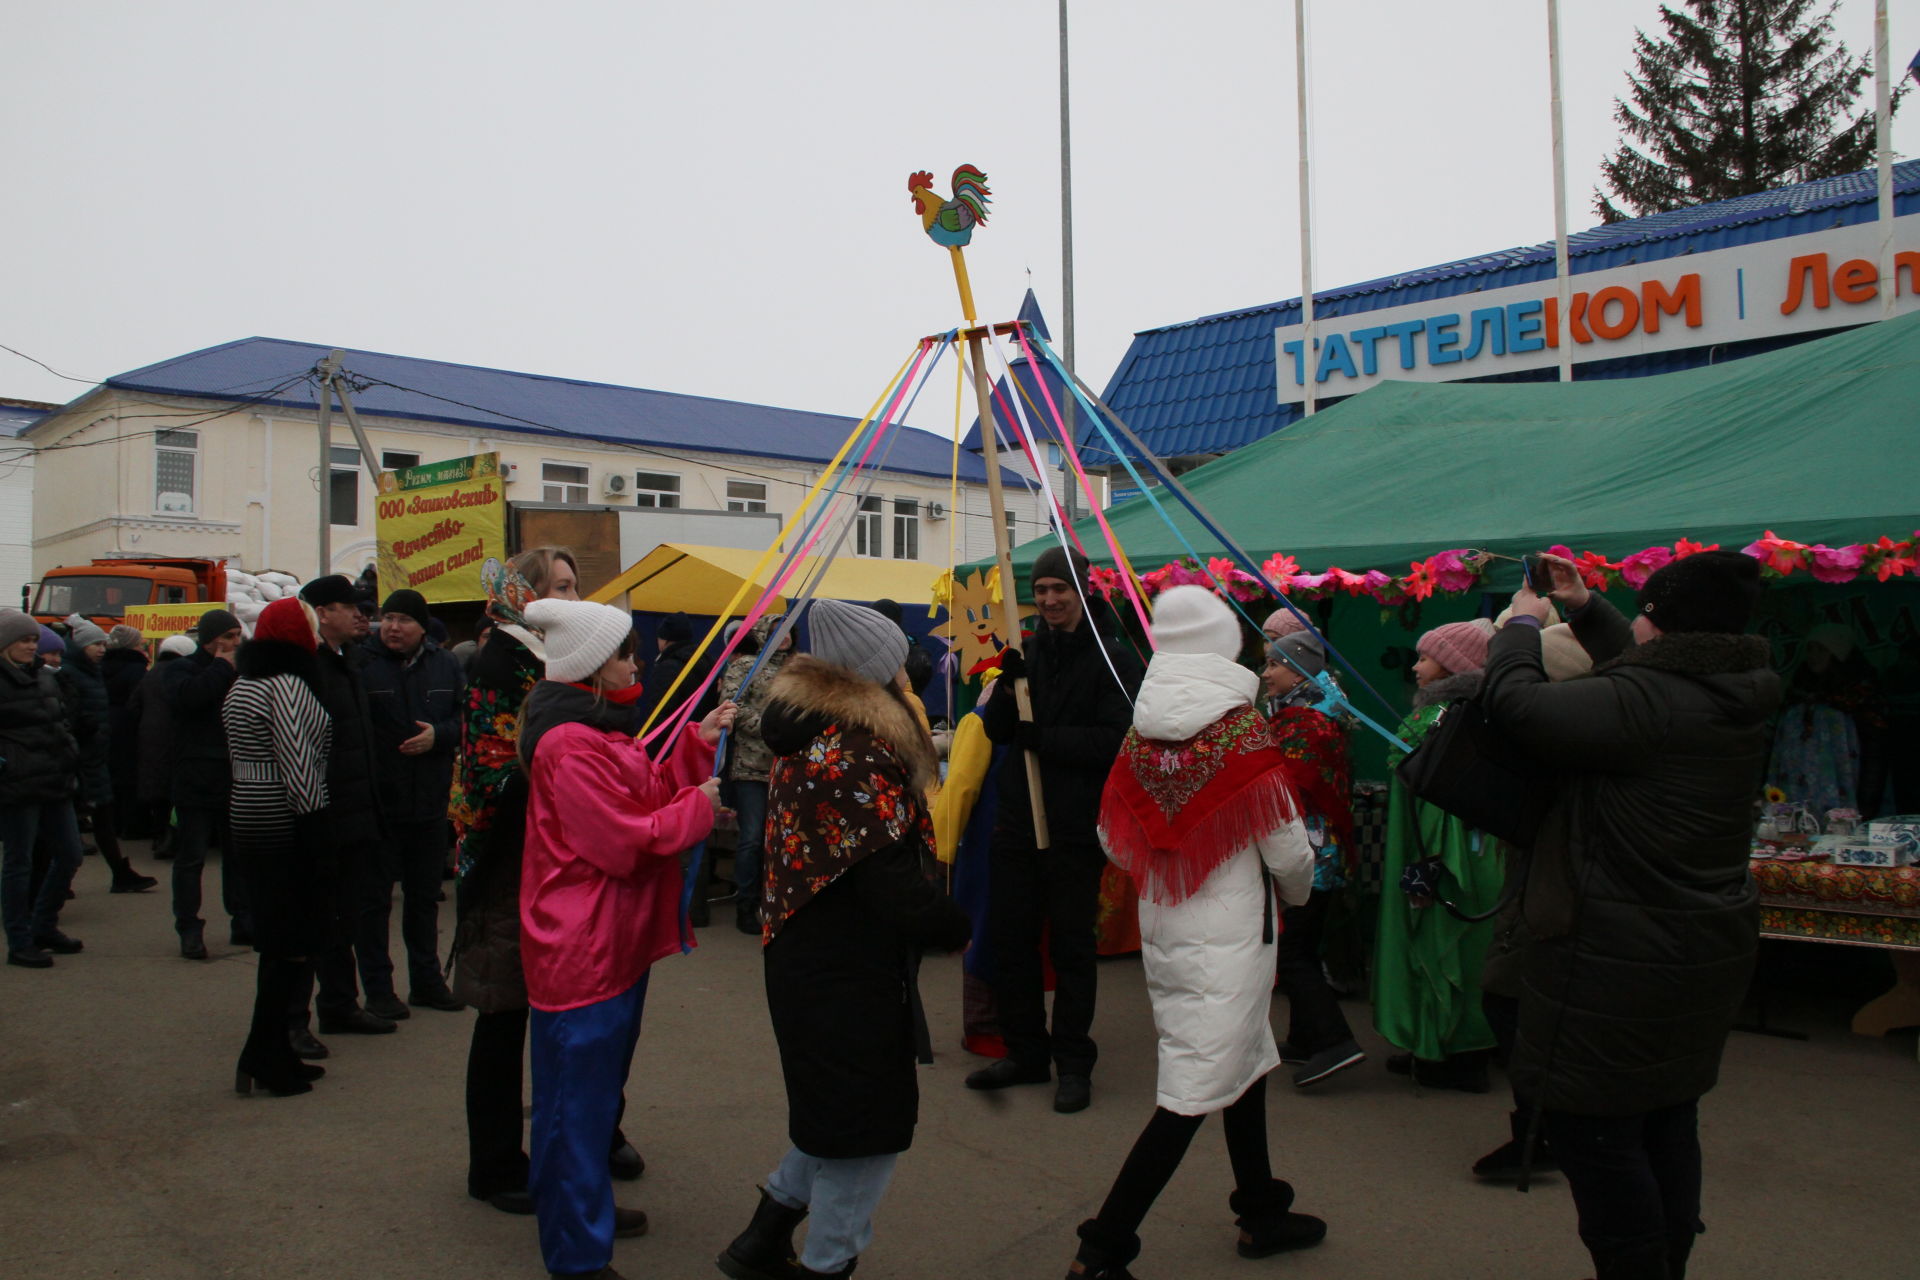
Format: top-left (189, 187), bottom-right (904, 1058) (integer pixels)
top-left (516, 598), bottom-right (733, 1280)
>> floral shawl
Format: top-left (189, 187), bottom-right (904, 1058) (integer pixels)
top-left (449, 633), bottom-right (542, 881)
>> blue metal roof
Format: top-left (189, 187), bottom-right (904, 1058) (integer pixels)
top-left (960, 289), bottom-right (1119, 456)
top-left (63, 338), bottom-right (1005, 484)
top-left (1098, 160), bottom-right (1920, 462)
top-left (0, 401), bottom-right (53, 439)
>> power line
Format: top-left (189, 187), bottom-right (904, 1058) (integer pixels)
top-left (0, 342), bottom-right (96, 385)
top-left (0, 372), bottom-right (317, 460)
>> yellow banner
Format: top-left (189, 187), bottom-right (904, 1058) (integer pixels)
top-left (119, 602), bottom-right (211, 641)
top-left (374, 452), bottom-right (507, 604)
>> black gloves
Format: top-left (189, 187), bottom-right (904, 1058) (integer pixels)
top-left (1013, 720), bottom-right (1044, 753)
top-left (996, 646), bottom-right (1026, 682)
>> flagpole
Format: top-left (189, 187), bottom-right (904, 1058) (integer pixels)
top-left (1058, 0), bottom-right (1078, 521)
top-left (1548, 0), bottom-right (1573, 380)
top-left (1294, 0), bottom-right (1316, 416)
top-left (1874, 0), bottom-right (1893, 320)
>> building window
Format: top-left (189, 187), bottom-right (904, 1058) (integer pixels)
top-left (855, 495), bottom-right (884, 557)
top-left (1046, 442), bottom-right (1063, 467)
top-left (892, 498), bottom-right (919, 561)
top-left (1005, 507), bottom-right (1019, 548)
top-left (330, 446), bottom-right (360, 526)
top-left (381, 450), bottom-right (421, 472)
top-left (542, 461), bottom-right (589, 504)
top-left (634, 471), bottom-right (682, 508)
top-left (726, 480), bottom-right (768, 513)
top-left (154, 429), bottom-right (197, 514)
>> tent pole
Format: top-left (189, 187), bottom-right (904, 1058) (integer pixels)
top-left (1548, 0), bottom-right (1573, 381)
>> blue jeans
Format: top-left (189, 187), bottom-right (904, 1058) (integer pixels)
top-left (1, 800), bottom-right (83, 951)
top-left (766, 1147), bottom-right (899, 1273)
top-left (731, 780), bottom-right (768, 910)
top-left (529, 974), bottom-right (649, 1276)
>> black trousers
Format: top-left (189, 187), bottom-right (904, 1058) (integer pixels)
top-left (291, 843), bottom-right (372, 1025)
top-left (1094, 1078), bottom-right (1272, 1236)
top-left (987, 833), bottom-right (1105, 1077)
top-left (1547, 1100), bottom-right (1703, 1280)
top-left (171, 804), bottom-right (246, 935)
top-left (465, 1005), bottom-right (635, 1198)
top-left (1274, 889), bottom-right (1352, 1055)
top-left (357, 818), bottom-right (449, 1001)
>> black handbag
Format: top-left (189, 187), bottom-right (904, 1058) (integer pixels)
top-left (1394, 696), bottom-right (1552, 850)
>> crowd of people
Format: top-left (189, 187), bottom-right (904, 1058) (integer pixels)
top-left (0, 540), bottom-right (1780, 1280)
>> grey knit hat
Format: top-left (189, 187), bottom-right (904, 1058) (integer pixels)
top-left (65, 614), bottom-right (108, 648)
top-left (807, 598), bottom-right (908, 686)
top-left (0, 609), bottom-right (38, 651)
top-left (1266, 630), bottom-right (1326, 678)
top-left (107, 624), bottom-right (144, 650)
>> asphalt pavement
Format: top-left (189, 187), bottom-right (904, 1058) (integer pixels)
top-left (2, 841), bottom-right (1912, 1280)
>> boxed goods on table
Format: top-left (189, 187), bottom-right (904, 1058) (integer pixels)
top-left (1866, 815), bottom-right (1920, 850)
top-left (1815, 833), bottom-right (1916, 867)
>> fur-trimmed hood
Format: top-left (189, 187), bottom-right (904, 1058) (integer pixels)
top-left (761, 654), bottom-right (936, 790)
top-left (1412, 669), bottom-right (1483, 710)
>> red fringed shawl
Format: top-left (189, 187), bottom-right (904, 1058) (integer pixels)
top-left (1098, 706), bottom-right (1299, 905)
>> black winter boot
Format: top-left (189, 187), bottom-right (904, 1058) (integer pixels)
top-left (716, 1187), bottom-right (808, 1280)
top-left (1472, 1109), bottom-right (1558, 1180)
top-left (1229, 1179), bottom-right (1327, 1259)
top-left (1066, 1218), bottom-right (1140, 1280)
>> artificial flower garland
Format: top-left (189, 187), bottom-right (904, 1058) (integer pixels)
top-left (1087, 531), bottom-right (1920, 608)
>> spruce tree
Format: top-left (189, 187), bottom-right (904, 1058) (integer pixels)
top-left (1595, 0), bottom-right (1902, 222)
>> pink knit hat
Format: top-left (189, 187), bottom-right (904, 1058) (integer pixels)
top-left (1418, 620), bottom-right (1490, 676)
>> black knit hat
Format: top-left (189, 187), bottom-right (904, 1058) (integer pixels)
top-left (380, 588), bottom-right (432, 632)
top-left (195, 608), bottom-right (241, 648)
top-left (657, 611), bottom-right (693, 644)
top-left (1637, 549), bottom-right (1762, 635)
top-left (1031, 545), bottom-right (1090, 594)
top-left (300, 575), bottom-right (359, 608)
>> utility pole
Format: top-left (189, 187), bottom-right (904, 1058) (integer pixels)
top-left (1294, 0), bottom-right (1316, 416)
top-left (1548, 0), bottom-right (1573, 380)
top-left (1058, 0), bottom-right (1078, 522)
top-left (312, 349), bottom-right (383, 579)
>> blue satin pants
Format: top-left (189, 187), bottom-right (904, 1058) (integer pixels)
top-left (529, 974), bottom-right (649, 1276)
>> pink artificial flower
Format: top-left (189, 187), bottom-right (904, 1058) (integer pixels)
top-left (1616, 546), bottom-right (1675, 590)
top-left (1360, 570), bottom-right (1393, 600)
top-left (1425, 550), bottom-right (1480, 594)
top-left (1807, 544), bottom-right (1867, 584)
top-left (1289, 571), bottom-right (1330, 595)
top-left (1087, 566), bottom-right (1122, 601)
top-left (1261, 552), bottom-right (1300, 594)
top-left (1326, 567), bottom-right (1371, 596)
top-left (1741, 530), bottom-right (1809, 577)
top-left (1673, 538), bottom-right (1720, 558)
top-left (1402, 560), bottom-right (1438, 601)
top-left (1165, 561), bottom-right (1212, 590)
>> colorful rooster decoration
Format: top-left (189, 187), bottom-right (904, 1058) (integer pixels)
top-left (908, 166), bottom-right (992, 248)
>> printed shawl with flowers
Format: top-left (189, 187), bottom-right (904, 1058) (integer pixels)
top-left (764, 725), bottom-right (934, 940)
top-left (450, 634), bottom-right (542, 882)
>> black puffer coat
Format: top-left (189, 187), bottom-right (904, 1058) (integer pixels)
top-left (981, 598), bottom-right (1143, 847)
top-left (164, 647), bottom-right (238, 807)
top-left (128, 654), bottom-right (182, 807)
top-left (101, 648), bottom-right (148, 815)
top-left (1482, 596), bottom-right (1780, 1116)
top-left (760, 659), bottom-right (971, 1159)
top-left (0, 656), bottom-right (79, 807)
top-left (311, 641), bottom-right (383, 849)
top-left (59, 640), bottom-right (113, 808)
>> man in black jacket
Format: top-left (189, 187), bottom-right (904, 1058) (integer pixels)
top-left (163, 608), bottom-right (244, 960)
top-left (1483, 549), bottom-right (1778, 1280)
top-left (295, 575), bottom-right (395, 1041)
top-left (359, 589), bottom-right (465, 1016)
top-left (1, 610), bottom-right (86, 967)
top-left (967, 547), bottom-right (1143, 1114)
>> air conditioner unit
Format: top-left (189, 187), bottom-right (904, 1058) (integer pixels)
top-left (499, 461), bottom-right (521, 483)
top-left (924, 501), bottom-right (946, 520)
top-left (604, 473), bottom-right (630, 497)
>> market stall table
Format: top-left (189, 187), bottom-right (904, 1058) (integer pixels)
top-left (1749, 846), bottom-right (1920, 1039)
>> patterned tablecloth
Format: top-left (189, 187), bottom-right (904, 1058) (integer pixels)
top-left (1749, 851), bottom-right (1920, 950)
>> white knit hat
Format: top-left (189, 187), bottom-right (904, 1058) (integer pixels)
top-left (1152, 585), bottom-right (1242, 661)
top-left (807, 599), bottom-right (908, 686)
top-left (523, 598), bottom-right (635, 684)
top-left (159, 634), bottom-right (198, 659)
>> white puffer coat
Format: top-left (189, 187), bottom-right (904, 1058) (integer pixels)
top-left (1120, 650), bottom-right (1315, 1115)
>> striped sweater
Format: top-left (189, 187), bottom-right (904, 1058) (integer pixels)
top-left (222, 673), bottom-right (332, 842)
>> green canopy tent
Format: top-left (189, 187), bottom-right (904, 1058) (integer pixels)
top-left (1004, 308), bottom-right (1920, 583)
top-left (973, 310), bottom-right (1920, 783)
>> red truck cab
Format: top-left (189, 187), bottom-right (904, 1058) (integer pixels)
top-left (27, 558), bottom-right (229, 630)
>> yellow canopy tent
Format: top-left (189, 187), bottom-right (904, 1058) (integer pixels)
top-left (588, 542), bottom-right (944, 615)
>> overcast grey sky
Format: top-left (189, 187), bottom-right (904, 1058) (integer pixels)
top-left (4, 1), bottom-right (1913, 437)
